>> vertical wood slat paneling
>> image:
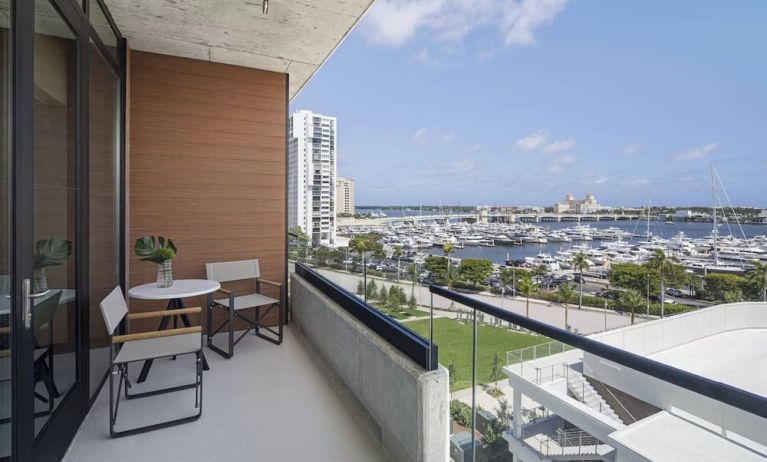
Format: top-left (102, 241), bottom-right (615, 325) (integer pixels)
top-left (128, 51), bottom-right (286, 330)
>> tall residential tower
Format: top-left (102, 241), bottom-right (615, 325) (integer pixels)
top-left (288, 110), bottom-right (337, 246)
top-left (336, 176), bottom-right (355, 216)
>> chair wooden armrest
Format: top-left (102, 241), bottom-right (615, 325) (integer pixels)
top-left (216, 287), bottom-right (233, 296)
top-left (258, 279), bottom-right (282, 287)
top-left (113, 326), bottom-right (201, 344)
top-left (127, 307), bottom-right (201, 320)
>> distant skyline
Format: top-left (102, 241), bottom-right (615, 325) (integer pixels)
top-left (291, 0), bottom-right (767, 207)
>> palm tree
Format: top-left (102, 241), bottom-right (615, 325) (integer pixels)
top-left (557, 282), bottom-right (575, 328)
top-left (748, 260), bottom-right (767, 302)
top-left (647, 249), bottom-right (671, 317)
top-left (406, 263), bottom-right (419, 299)
top-left (620, 289), bottom-right (644, 325)
top-left (571, 252), bottom-right (590, 310)
top-left (443, 243), bottom-right (455, 281)
top-left (393, 245), bottom-right (404, 282)
top-left (517, 276), bottom-right (537, 317)
top-left (349, 233), bottom-right (383, 302)
top-left (499, 267), bottom-right (515, 305)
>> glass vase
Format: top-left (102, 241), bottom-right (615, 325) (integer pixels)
top-left (157, 260), bottom-right (173, 287)
top-left (33, 268), bottom-right (49, 294)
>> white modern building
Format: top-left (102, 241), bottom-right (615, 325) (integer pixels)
top-left (288, 110), bottom-right (337, 246)
top-left (502, 302), bottom-right (767, 461)
top-left (336, 176), bottom-right (355, 216)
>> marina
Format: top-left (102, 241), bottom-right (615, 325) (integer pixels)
top-left (339, 218), bottom-right (767, 275)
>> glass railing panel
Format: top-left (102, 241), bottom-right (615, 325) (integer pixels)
top-left (431, 284), bottom-right (767, 462)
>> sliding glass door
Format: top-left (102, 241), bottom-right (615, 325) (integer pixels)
top-left (0, 0), bottom-right (11, 459)
top-left (1, 0), bottom-right (123, 460)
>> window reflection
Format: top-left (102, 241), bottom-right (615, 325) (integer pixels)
top-left (88, 40), bottom-right (119, 396)
top-left (32, 0), bottom-right (77, 435)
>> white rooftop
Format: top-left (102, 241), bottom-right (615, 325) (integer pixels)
top-left (610, 411), bottom-right (766, 462)
top-left (649, 328), bottom-right (767, 397)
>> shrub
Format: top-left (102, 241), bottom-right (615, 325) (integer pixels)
top-left (450, 400), bottom-right (473, 429)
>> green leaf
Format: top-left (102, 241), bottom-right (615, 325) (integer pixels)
top-left (134, 235), bottom-right (177, 264)
top-left (33, 238), bottom-right (73, 270)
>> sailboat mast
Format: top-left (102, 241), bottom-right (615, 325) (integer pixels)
top-left (711, 163), bottom-right (719, 265)
top-left (646, 197), bottom-right (651, 242)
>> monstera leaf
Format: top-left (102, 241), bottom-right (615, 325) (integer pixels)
top-left (134, 236), bottom-right (177, 264)
top-left (33, 238), bottom-right (73, 270)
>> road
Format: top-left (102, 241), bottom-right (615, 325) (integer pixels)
top-left (305, 268), bottom-right (650, 335)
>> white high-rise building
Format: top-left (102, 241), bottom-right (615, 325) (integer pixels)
top-left (288, 110), bottom-right (337, 246)
top-left (336, 176), bottom-right (355, 216)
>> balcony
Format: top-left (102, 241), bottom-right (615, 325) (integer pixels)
top-left (62, 263), bottom-right (448, 462)
top-left (64, 328), bottom-right (390, 462)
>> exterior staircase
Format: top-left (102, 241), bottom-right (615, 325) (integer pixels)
top-left (523, 429), bottom-right (615, 461)
top-left (566, 369), bottom-right (623, 424)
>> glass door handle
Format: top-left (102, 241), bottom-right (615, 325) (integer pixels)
top-left (23, 279), bottom-right (50, 328)
top-left (23, 278), bottom-right (31, 328)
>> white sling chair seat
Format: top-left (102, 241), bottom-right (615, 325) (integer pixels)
top-left (114, 333), bottom-right (201, 364)
top-left (212, 293), bottom-right (278, 310)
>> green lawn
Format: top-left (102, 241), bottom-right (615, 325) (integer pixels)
top-left (406, 318), bottom-right (548, 391)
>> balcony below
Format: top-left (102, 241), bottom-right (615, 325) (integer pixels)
top-left (63, 326), bottom-right (390, 462)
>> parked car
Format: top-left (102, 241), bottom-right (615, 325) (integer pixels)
top-left (665, 288), bottom-right (684, 297)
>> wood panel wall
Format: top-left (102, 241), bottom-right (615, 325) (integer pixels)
top-left (127, 51), bottom-right (287, 329)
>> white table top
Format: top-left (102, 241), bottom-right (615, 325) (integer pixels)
top-left (127, 279), bottom-right (221, 300)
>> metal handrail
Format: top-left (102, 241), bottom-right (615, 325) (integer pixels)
top-left (429, 284), bottom-right (767, 420)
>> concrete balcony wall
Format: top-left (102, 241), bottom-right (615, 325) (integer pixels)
top-left (291, 273), bottom-right (449, 462)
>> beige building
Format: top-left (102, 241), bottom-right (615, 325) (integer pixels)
top-left (336, 176), bottom-right (355, 215)
top-left (553, 192), bottom-right (602, 214)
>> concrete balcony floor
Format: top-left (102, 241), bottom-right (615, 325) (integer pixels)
top-left (64, 326), bottom-right (389, 462)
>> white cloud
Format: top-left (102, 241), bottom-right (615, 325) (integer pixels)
top-left (514, 130), bottom-right (575, 153)
top-left (619, 144), bottom-right (641, 156)
top-left (673, 142), bottom-right (719, 160)
top-left (413, 48), bottom-right (442, 66)
top-left (514, 129), bottom-right (549, 151)
top-left (363, 0), bottom-right (569, 48)
top-left (412, 126), bottom-right (455, 144)
top-left (442, 158), bottom-right (478, 175)
top-left (542, 138), bottom-right (576, 153)
top-left (594, 176), bottom-right (609, 185)
top-left (625, 177), bottom-right (652, 187)
top-left (501, 0), bottom-right (569, 46)
top-left (545, 154), bottom-right (576, 174)
top-left (467, 143), bottom-right (483, 153)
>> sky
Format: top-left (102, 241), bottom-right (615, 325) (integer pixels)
top-left (291, 0), bottom-right (767, 208)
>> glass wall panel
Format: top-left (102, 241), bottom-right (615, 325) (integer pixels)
top-left (90, 1), bottom-right (117, 61)
top-left (33, 0), bottom-right (77, 436)
top-left (0, 0), bottom-right (10, 458)
top-left (88, 40), bottom-right (119, 397)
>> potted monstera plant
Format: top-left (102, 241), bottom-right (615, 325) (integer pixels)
top-left (134, 236), bottom-right (177, 287)
top-left (33, 238), bottom-right (73, 294)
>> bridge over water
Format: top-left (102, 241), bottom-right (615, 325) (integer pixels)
top-left (337, 212), bottom-right (647, 227)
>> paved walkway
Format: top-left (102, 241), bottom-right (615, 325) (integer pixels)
top-left (311, 268), bottom-right (648, 335)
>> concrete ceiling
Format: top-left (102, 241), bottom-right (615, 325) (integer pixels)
top-left (104, 0), bottom-right (375, 99)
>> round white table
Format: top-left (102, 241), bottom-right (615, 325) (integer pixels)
top-left (128, 279), bottom-right (220, 301)
top-left (128, 279), bottom-right (220, 382)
